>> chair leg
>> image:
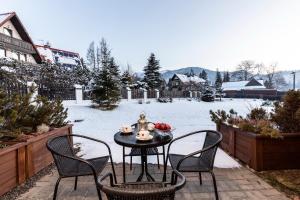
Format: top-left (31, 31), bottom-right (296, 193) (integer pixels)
top-left (74, 176), bottom-right (78, 190)
top-left (210, 172), bottom-right (219, 200)
top-left (199, 172), bottom-right (202, 185)
top-left (53, 177), bottom-right (61, 200)
top-left (130, 155), bottom-right (133, 170)
top-left (157, 153), bottom-right (160, 169)
top-left (93, 175), bottom-right (102, 200)
top-left (111, 161), bottom-right (117, 184)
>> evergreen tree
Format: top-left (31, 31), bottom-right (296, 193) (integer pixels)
top-left (143, 53), bottom-right (161, 89)
top-left (215, 69), bottom-right (223, 100)
top-left (121, 68), bottom-right (133, 87)
top-left (86, 42), bottom-right (96, 70)
top-left (74, 59), bottom-right (91, 86)
top-left (92, 38), bottom-right (121, 108)
top-left (199, 69), bottom-right (208, 80)
top-left (223, 71), bottom-right (230, 82)
top-left (189, 68), bottom-right (195, 77)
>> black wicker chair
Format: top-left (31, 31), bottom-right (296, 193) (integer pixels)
top-left (47, 134), bottom-right (117, 200)
top-left (99, 170), bottom-right (185, 200)
top-left (165, 130), bottom-right (222, 200)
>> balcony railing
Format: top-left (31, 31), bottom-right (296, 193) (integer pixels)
top-left (0, 33), bottom-right (35, 54)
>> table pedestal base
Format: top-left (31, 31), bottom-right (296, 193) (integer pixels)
top-left (136, 148), bottom-right (155, 182)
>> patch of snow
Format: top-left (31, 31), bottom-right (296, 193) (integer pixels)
top-left (65, 98), bottom-right (263, 168)
top-left (222, 80), bottom-right (265, 91)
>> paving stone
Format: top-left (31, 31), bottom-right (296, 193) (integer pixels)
top-left (16, 163), bottom-right (289, 200)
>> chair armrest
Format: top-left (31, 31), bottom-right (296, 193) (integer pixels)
top-left (175, 142), bottom-right (219, 170)
top-left (171, 170), bottom-right (186, 190)
top-left (99, 172), bottom-right (115, 187)
top-left (166, 130), bottom-right (208, 159)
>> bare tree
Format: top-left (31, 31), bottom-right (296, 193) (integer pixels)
top-left (234, 60), bottom-right (256, 81)
top-left (264, 64), bottom-right (277, 89)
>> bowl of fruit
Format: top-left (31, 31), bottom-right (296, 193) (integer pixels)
top-left (154, 123), bottom-right (172, 132)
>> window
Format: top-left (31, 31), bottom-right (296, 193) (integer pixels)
top-left (3, 27), bottom-right (13, 37)
top-left (20, 54), bottom-right (27, 62)
top-left (0, 48), bottom-right (5, 57)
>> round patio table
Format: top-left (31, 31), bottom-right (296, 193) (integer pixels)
top-left (114, 128), bottom-right (173, 182)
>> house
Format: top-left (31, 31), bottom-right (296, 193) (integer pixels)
top-left (36, 44), bottom-right (81, 69)
top-left (0, 12), bottom-right (42, 63)
top-left (222, 78), bottom-right (282, 99)
top-left (222, 78), bottom-right (265, 91)
top-left (168, 73), bottom-right (206, 92)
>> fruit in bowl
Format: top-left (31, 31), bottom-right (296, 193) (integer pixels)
top-left (154, 123), bottom-right (171, 132)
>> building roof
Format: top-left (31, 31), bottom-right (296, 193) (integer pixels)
top-left (222, 78), bottom-right (265, 91)
top-left (36, 44), bottom-right (80, 65)
top-left (174, 73), bottom-right (206, 84)
top-left (35, 45), bottom-right (80, 56)
top-left (0, 12), bottom-right (42, 63)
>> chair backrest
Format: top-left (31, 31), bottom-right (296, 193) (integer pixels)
top-left (47, 135), bottom-right (77, 176)
top-left (200, 130), bottom-right (222, 169)
top-left (101, 183), bottom-right (177, 200)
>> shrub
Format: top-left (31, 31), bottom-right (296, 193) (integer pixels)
top-left (271, 90), bottom-right (300, 133)
top-left (247, 107), bottom-right (268, 120)
top-left (0, 90), bottom-right (68, 140)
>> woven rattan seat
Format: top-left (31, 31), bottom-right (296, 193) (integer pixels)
top-left (99, 170), bottom-right (185, 200)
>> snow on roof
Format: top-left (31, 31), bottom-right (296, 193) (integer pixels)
top-left (222, 79), bottom-right (265, 91)
top-left (0, 13), bottom-right (12, 24)
top-left (36, 46), bottom-right (54, 62)
top-left (175, 74), bottom-right (206, 84)
top-left (58, 56), bottom-right (78, 65)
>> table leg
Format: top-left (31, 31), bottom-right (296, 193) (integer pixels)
top-left (144, 152), bottom-right (155, 181)
top-left (136, 148), bottom-right (145, 182)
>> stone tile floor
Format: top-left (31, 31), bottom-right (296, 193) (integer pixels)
top-left (17, 163), bottom-right (289, 200)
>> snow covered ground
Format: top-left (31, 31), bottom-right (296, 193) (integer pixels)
top-left (64, 98), bottom-right (264, 168)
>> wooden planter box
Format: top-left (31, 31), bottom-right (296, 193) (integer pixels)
top-left (0, 142), bottom-right (26, 196)
top-left (26, 125), bottom-right (72, 178)
top-left (218, 123), bottom-right (300, 171)
top-left (0, 125), bottom-right (72, 196)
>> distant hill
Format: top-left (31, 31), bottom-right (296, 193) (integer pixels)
top-left (134, 67), bottom-right (300, 91)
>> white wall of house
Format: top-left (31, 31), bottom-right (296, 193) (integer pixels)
top-left (0, 20), bottom-right (37, 64)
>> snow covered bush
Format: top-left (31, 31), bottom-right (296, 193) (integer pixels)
top-left (210, 107), bottom-right (281, 138)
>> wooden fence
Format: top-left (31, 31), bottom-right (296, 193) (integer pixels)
top-left (0, 79), bottom-right (27, 97)
top-left (38, 87), bottom-right (76, 100)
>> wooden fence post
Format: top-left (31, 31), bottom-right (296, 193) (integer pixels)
top-left (189, 91), bottom-right (192, 98)
top-left (74, 84), bottom-right (83, 104)
top-left (127, 87), bottom-right (132, 101)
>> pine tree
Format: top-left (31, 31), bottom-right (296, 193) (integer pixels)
top-left (199, 69), bottom-right (208, 80)
top-left (215, 69), bottom-right (223, 100)
top-left (223, 71), bottom-right (230, 82)
top-left (92, 38), bottom-right (121, 108)
top-left (143, 53), bottom-right (161, 89)
top-left (86, 42), bottom-right (96, 70)
top-left (215, 69), bottom-right (222, 88)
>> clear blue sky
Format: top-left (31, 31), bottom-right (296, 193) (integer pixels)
top-left (1, 0), bottom-right (300, 72)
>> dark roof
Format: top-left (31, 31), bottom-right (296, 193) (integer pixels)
top-left (0, 12), bottom-right (42, 63)
top-left (245, 78), bottom-right (263, 87)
